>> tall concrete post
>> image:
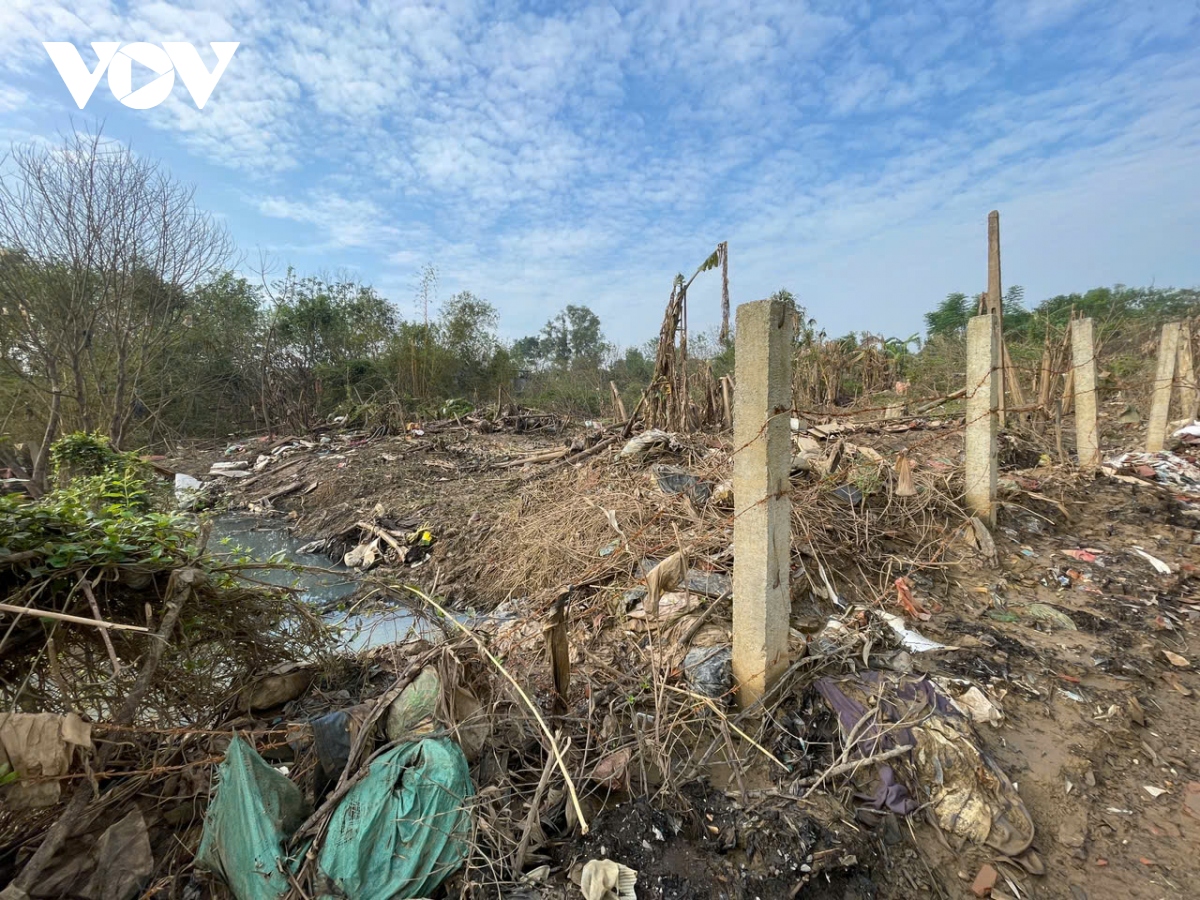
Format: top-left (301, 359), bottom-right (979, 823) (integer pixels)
top-left (1177, 325), bottom-right (1198, 421)
top-left (987, 211), bottom-right (1006, 425)
top-left (732, 298), bottom-right (792, 710)
top-left (1071, 318), bottom-right (1100, 469)
top-left (965, 315), bottom-right (999, 525)
top-left (1148, 322), bottom-right (1181, 452)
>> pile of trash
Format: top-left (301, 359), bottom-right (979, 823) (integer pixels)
top-left (1105, 449), bottom-right (1200, 495)
top-left (0, 647), bottom-right (484, 900)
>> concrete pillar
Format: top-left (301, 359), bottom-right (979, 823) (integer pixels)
top-left (1071, 318), bottom-right (1100, 469)
top-left (1148, 322), bottom-right (1181, 452)
top-left (987, 211), bottom-right (1006, 425)
top-left (1177, 325), bottom-right (1198, 421)
top-left (732, 298), bottom-right (792, 710)
top-left (965, 315), bottom-right (999, 525)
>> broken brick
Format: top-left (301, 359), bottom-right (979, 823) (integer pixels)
top-left (971, 863), bottom-right (998, 897)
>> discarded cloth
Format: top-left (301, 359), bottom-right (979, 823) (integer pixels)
top-left (815, 673), bottom-right (1034, 856)
top-left (619, 429), bottom-right (676, 462)
top-left (0, 712), bottom-right (92, 809)
top-left (579, 858), bottom-right (638, 900)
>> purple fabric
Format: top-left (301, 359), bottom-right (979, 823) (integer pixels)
top-left (814, 673), bottom-right (960, 816)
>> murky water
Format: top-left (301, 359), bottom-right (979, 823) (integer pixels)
top-left (208, 515), bottom-right (434, 650)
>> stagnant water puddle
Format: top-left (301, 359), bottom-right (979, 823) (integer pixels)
top-left (207, 515), bottom-right (442, 652)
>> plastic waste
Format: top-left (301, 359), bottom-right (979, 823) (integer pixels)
top-left (310, 703), bottom-right (372, 776)
top-left (196, 737), bottom-right (309, 900)
top-left (877, 611), bottom-right (953, 652)
top-left (1020, 602), bottom-right (1077, 631)
top-left (1105, 450), bottom-right (1200, 494)
top-left (197, 735), bottom-right (473, 900)
top-left (618, 429), bottom-right (675, 462)
top-left (0, 712), bottom-right (91, 809)
top-left (386, 667), bottom-right (441, 740)
top-left (319, 739), bottom-right (473, 900)
top-left (33, 808), bottom-right (153, 900)
top-left (651, 465), bottom-right (711, 505)
top-left (683, 646), bottom-right (732, 699)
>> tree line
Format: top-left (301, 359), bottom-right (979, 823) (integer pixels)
top-left (0, 132), bottom-right (646, 490)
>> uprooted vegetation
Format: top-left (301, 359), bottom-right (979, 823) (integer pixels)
top-left (6, 382), bottom-right (1200, 900)
top-left (4, 278), bottom-right (1200, 899)
top-left (0, 435), bottom-right (330, 723)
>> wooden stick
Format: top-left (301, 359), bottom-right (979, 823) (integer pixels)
top-left (0, 549), bottom-right (43, 566)
top-left (1002, 338), bottom-right (1026, 407)
top-left (523, 434), bottom-right (619, 479)
top-left (546, 593), bottom-right (570, 714)
top-left (78, 576), bottom-right (121, 676)
top-left (252, 480), bottom-right (304, 503)
top-left (913, 387), bottom-right (966, 414)
top-left (491, 447), bottom-right (570, 469)
top-left (796, 743), bottom-right (914, 792)
top-left (512, 734), bottom-right (566, 873)
top-left (237, 455), bottom-right (304, 490)
top-left (610, 381), bottom-right (627, 421)
top-left (355, 520), bottom-right (406, 556)
top-left (0, 601), bottom-right (150, 632)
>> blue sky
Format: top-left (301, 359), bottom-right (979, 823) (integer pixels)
top-left (1, 1), bottom-right (1198, 348)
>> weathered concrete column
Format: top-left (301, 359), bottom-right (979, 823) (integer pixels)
top-left (732, 298), bottom-right (792, 710)
top-left (965, 315), bottom-right (999, 525)
top-left (987, 211), bottom-right (1006, 425)
top-left (1177, 325), bottom-right (1198, 421)
top-left (1071, 317), bottom-right (1100, 468)
top-left (1148, 322), bottom-right (1181, 452)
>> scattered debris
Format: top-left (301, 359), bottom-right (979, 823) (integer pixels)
top-left (816, 673), bottom-right (1034, 856)
top-left (619, 429), bottom-right (676, 462)
top-left (651, 464), bottom-right (711, 505)
top-left (1133, 546), bottom-right (1172, 574)
top-left (877, 611), bottom-right (953, 652)
top-left (1022, 602), bottom-right (1078, 631)
top-left (1104, 450), bottom-right (1200, 494)
top-left (643, 550), bottom-right (687, 617)
top-left (954, 685), bottom-right (1003, 726)
top-left (242, 662), bottom-right (315, 711)
top-left (386, 666), bottom-right (441, 739)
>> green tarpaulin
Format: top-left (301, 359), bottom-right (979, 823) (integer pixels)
top-left (197, 735), bottom-right (473, 900)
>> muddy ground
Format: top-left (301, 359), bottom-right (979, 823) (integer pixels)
top-left (166, 410), bottom-right (1200, 900)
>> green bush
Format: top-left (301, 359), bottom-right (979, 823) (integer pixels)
top-left (0, 466), bottom-right (189, 571)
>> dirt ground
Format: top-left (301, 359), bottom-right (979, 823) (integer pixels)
top-left (165, 410), bottom-right (1200, 900)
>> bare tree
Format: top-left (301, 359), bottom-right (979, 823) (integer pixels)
top-left (0, 130), bottom-right (233, 486)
